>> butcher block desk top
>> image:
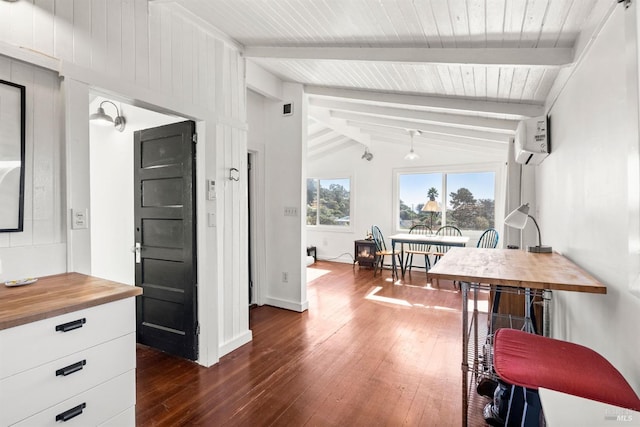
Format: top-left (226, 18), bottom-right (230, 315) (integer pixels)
top-left (0, 273), bottom-right (142, 330)
top-left (428, 248), bottom-right (606, 294)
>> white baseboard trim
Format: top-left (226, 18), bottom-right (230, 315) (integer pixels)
top-left (218, 330), bottom-right (253, 358)
top-left (263, 296), bottom-right (309, 312)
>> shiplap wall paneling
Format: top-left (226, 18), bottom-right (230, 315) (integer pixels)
top-left (0, 57), bottom-right (61, 249)
top-left (5, 62), bottom-right (36, 247)
top-left (218, 121), bottom-right (249, 351)
top-left (73, 0), bottom-right (92, 69)
top-left (34, 1), bottom-right (55, 56)
top-left (32, 69), bottom-right (61, 246)
top-left (216, 39), bottom-right (229, 119)
top-left (121, 0), bottom-right (137, 83)
top-left (105, 0), bottom-right (123, 77)
top-left (133, 0), bottom-right (150, 84)
top-left (91, 0), bottom-right (108, 72)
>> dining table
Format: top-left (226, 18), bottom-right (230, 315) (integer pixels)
top-left (389, 233), bottom-right (470, 280)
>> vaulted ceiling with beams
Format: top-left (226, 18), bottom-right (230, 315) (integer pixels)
top-left (172, 0), bottom-right (611, 158)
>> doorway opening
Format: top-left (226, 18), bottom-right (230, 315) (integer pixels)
top-left (89, 95), bottom-right (200, 360)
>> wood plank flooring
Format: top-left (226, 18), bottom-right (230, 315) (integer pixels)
top-left (136, 261), bottom-right (490, 426)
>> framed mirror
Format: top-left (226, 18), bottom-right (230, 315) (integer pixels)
top-left (0, 79), bottom-right (25, 232)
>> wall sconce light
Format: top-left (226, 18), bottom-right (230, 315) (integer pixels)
top-left (361, 147), bottom-right (373, 161)
top-left (229, 168), bottom-right (240, 181)
top-left (404, 129), bottom-right (420, 160)
top-left (90, 100), bottom-right (126, 132)
top-left (504, 203), bottom-right (552, 253)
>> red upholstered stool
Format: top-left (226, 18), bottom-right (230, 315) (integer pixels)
top-left (494, 328), bottom-right (640, 416)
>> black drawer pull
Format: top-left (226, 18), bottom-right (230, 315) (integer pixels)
top-left (56, 360), bottom-right (86, 377)
top-left (55, 318), bottom-right (86, 332)
top-left (55, 403), bottom-right (86, 422)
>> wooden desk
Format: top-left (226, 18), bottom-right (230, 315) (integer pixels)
top-left (389, 233), bottom-right (469, 280)
top-left (427, 248), bottom-right (606, 426)
top-left (427, 247), bottom-right (606, 294)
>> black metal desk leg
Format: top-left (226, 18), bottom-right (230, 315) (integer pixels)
top-left (461, 281), bottom-right (469, 426)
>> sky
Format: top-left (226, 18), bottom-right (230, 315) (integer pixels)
top-left (399, 172), bottom-right (495, 210)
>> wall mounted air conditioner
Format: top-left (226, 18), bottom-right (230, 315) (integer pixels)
top-left (514, 115), bottom-right (550, 165)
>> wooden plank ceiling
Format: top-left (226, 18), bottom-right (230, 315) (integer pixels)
top-left (172, 0), bottom-right (605, 158)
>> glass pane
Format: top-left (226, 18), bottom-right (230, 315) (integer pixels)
top-left (446, 172), bottom-right (495, 231)
top-left (318, 178), bottom-right (350, 226)
top-left (398, 173), bottom-right (442, 230)
top-left (306, 179), bottom-right (318, 226)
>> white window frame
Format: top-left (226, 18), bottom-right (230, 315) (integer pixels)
top-left (392, 162), bottom-right (506, 241)
top-left (306, 175), bottom-right (354, 233)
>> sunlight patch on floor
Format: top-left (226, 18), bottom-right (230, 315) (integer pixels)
top-left (365, 284), bottom-right (490, 313)
top-left (307, 268), bottom-right (330, 283)
top-left (365, 286), bottom-right (412, 307)
top-left (365, 286), bottom-right (462, 312)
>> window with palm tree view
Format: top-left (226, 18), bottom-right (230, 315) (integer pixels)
top-left (307, 178), bottom-right (351, 227)
top-left (399, 172), bottom-right (495, 232)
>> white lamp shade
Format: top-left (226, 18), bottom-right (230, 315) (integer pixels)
top-left (90, 107), bottom-right (114, 126)
top-left (504, 203), bottom-right (530, 229)
top-left (422, 200), bottom-right (440, 212)
top-left (404, 149), bottom-right (419, 160)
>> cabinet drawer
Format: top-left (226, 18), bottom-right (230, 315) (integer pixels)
top-left (0, 298), bottom-right (135, 379)
top-left (0, 333), bottom-right (135, 426)
top-left (11, 370), bottom-right (135, 427)
top-left (99, 406), bottom-right (135, 427)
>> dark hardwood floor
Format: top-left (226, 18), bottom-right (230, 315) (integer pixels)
top-left (136, 261), bottom-right (490, 426)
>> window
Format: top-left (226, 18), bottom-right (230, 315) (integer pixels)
top-left (396, 169), bottom-right (497, 233)
top-left (306, 177), bottom-right (351, 227)
top-left (446, 172), bottom-right (495, 231)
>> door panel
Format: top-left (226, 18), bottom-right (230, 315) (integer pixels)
top-left (134, 120), bottom-right (198, 360)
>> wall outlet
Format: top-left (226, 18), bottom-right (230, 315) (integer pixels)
top-left (282, 272), bottom-right (288, 283)
top-left (71, 209), bottom-right (88, 229)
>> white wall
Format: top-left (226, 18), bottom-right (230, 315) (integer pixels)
top-left (261, 83), bottom-right (308, 312)
top-left (540, 5), bottom-right (640, 390)
top-left (0, 55), bottom-right (64, 282)
top-left (0, 0), bottom-right (248, 366)
top-left (307, 138), bottom-right (508, 263)
top-left (89, 97), bottom-right (183, 285)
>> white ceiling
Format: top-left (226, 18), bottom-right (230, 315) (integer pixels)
top-left (171, 0), bottom-right (613, 158)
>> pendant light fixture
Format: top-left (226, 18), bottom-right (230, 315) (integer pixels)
top-left (404, 129), bottom-right (420, 160)
top-left (90, 100), bottom-right (126, 132)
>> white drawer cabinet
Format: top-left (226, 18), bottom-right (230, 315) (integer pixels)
top-left (0, 298), bottom-right (135, 379)
top-left (11, 370), bottom-right (135, 427)
top-left (0, 297), bottom-right (137, 426)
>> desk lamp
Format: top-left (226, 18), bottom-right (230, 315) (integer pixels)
top-left (504, 203), bottom-right (552, 253)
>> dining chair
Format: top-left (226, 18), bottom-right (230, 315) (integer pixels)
top-left (431, 225), bottom-right (462, 264)
top-left (403, 224), bottom-right (433, 276)
top-left (371, 225), bottom-right (402, 277)
top-left (477, 228), bottom-right (499, 249)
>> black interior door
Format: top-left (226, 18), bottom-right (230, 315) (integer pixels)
top-left (134, 120), bottom-right (198, 360)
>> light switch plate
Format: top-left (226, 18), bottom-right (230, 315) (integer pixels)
top-left (284, 207), bottom-right (298, 216)
top-left (207, 179), bottom-right (216, 200)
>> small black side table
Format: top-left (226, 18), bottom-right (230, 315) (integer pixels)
top-left (306, 246), bottom-right (317, 262)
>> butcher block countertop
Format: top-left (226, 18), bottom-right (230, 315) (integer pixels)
top-left (0, 273), bottom-right (142, 330)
